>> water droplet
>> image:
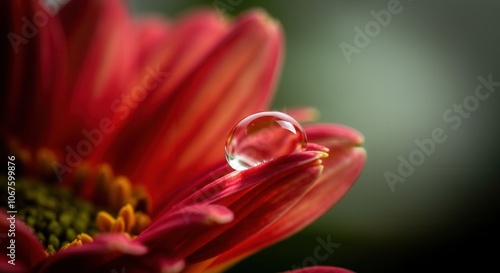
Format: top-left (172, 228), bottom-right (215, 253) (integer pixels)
top-left (225, 111), bottom-right (307, 171)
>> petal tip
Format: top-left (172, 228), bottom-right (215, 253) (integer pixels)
top-left (353, 146), bottom-right (367, 158)
top-left (317, 151), bottom-right (329, 159)
top-left (355, 131), bottom-right (365, 146)
top-left (239, 8), bottom-right (281, 33)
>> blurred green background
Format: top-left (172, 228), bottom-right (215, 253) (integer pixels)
top-left (130, 1), bottom-right (500, 272)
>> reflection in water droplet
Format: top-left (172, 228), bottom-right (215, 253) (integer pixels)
top-left (225, 111), bottom-right (307, 171)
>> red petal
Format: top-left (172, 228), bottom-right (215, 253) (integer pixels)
top-left (186, 164), bottom-right (322, 263)
top-left (144, 13), bottom-right (281, 204)
top-left (155, 151), bottom-right (323, 216)
top-left (134, 16), bottom-right (172, 68)
top-left (139, 151), bottom-right (324, 263)
top-left (96, 9), bottom-right (229, 178)
top-left (56, 0), bottom-right (138, 130)
top-left (152, 161), bottom-right (231, 217)
top-left (111, 10), bottom-right (283, 204)
top-left (135, 10), bottom-right (230, 111)
top-left (153, 11), bottom-right (283, 189)
top-left (207, 124), bottom-right (365, 269)
top-left (2, 0), bottom-right (66, 149)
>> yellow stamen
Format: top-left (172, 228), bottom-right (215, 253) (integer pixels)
top-left (109, 176), bottom-right (132, 212)
top-left (93, 165), bottom-right (152, 215)
top-left (96, 211), bottom-right (115, 232)
top-left (59, 244), bottom-right (70, 252)
top-left (132, 211), bottom-right (152, 235)
top-left (59, 233), bottom-right (93, 252)
top-left (93, 163), bottom-right (114, 204)
top-left (118, 204), bottom-right (136, 233)
top-left (72, 162), bottom-right (90, 193)
top-left (76, 233), bottom-right (93, 244)
top-left (96, 204), bottom-right (151, 235)
top-left (112, 217), bottom-right (125, 233)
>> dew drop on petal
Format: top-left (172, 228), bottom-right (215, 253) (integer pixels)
top-left (225, 111), bottom-right (307, 171)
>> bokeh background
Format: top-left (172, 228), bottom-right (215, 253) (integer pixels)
top-left (130, 1), bottom-right (500, 272)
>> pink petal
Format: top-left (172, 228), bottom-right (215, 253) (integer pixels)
top-left (159, 258), bottom-right (186, 273)
top-left (304, 124), bottom-right (364, 151)
top-left (100, 254), bottom-right (186, 273)
top-left (0, 256), bottom-right (28, 273)
top-left (139, 205), bottom-right (234, 245)
top-left (285, 266), bottom-right (355, 273)
top-left (285, 107), bottom-right (320, 123)
top-left (0, 211), bottom-right (46, 269)
top-left (37, 233), bottom-right (147, 273)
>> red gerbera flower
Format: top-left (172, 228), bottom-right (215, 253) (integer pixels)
top-left (1, 0), bottom-right (366, 272)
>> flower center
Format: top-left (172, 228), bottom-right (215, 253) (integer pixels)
top-left (1, 179), bottom-right (99, 254)
top-left (3, 141), bottom-right (153, 254)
